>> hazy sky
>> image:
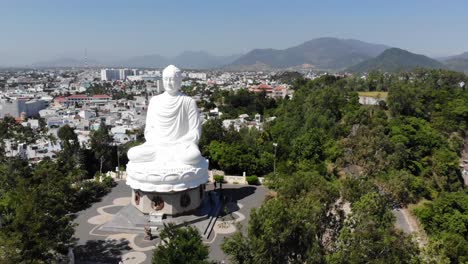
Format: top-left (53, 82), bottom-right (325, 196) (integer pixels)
top-left (1, 0), bottom-right (467, 66)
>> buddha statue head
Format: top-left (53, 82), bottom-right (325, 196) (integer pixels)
top-left (162, 65), bottom-right (182, 95)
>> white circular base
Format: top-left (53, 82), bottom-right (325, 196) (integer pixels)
top-left (126, 158), bottom-right (209, 192)
top-left (131, 186), bottom-right (205, 215)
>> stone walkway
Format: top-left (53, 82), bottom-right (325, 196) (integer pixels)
top-left (73, 181), bottom-right (268, 263)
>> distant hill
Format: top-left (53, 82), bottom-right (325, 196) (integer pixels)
top-left (439, 52), bottom-right (468, 61)
top-left (347, 48), bottom-right (446, 73)
top-left (111, 54), bottom-right (168, 68)
top-left (111, 51), bottom-right (241, 69)
top-left (445, 58), bottom-right (468, 73)
top-left (441, 52), bottom-right (468, 73)
top-left (31, 58), bottom-right (102, 68)
top-left (228, 37), bottom-right (390, 70)
top-left (31, 51), bottom-right (241, 69)
top-left (170, 51), bottom-right (241, 69)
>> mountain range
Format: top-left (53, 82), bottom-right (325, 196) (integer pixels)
top-left (31, 58), bottom-right (102, 68)
top-left (28, 37), bottom-right (468, 73)
top-left (440, 52), bottom-right (468, 73)
top-left (111, 51), bottom-right (242, 69)
top-left (31, 51), bottom-right (241, 69)
top-left (347, 48), bottom-right (446, 73)
top-left (227, 37), bottom-right (390, 70)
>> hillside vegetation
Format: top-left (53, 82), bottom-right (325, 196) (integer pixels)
top-left (348, 48), bottom-right (446, 73)
top-left (217, 69), bottom-right (468, 263)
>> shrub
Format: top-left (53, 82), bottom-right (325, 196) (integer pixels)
top-left (246, 175), bottom-right (259, 185)
top-left (214, 175), bottom-right (224, 183)
top-left (102, 175), bottom-right (116, 189)
top-left (152, 223), bottom-right (209, 264)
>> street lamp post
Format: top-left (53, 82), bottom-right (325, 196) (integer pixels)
top-left (113, 141), bottom-right (121, 179)
top-left (99, 156), bottom-right (104, 174)
top-left (117, 146), bottom-right (120, 169)
top-left (273, 143), bottom-right (278, 175)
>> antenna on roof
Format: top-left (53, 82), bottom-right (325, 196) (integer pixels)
top-left (84, 48), bottom-right (88, 68)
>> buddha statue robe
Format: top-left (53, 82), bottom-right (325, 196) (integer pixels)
top-left (127, 91), bottom-right (202, 165)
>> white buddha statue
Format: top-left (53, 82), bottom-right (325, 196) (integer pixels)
top-left (126, 65), bottom-right (208, 192)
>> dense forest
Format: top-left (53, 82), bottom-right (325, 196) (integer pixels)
top-left (207, 69), bottom-right (468, 263)
top-left (0, 119), bottom-right (117, 263)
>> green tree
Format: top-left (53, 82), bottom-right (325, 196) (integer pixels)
top-left (57, 124), bottom-right (83, 175)
top-left (57, 124), bottom-right (78, 144)
top-left (221, 231), bottom-right (253, 264)
top-left (199, 119), bottom-right (225, 156)
top-left (223, 171), bottom-right (340, 264)
top-left (89, 120), bottom-right (114, 173)
top-left (152, 223), bottom-right (210, 264)
top-left (0, 158), bottom-right (75, 263)
top-left (329, 192), bottom-right (420, 263)
top-left (413, 191), bottom-right (468, 263)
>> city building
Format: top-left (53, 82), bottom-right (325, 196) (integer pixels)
top-left (249, 83), bottom-right (273, 96)
top-left (54, 94), bottom-right (112, 107)
top-left (188, 72), bottom-right (207, 80)
top-left (101, 69), bottom-right (120, 81)
top-left (0, 98), bottom-right (48, 118)
top-left (249, 83), bottom-right (292, 99)
top-left (101, 68), bottom-right (137, 81)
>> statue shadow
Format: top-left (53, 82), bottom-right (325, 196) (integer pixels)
top-left (219, 186), bottom-right (257, 203)
top-left (197, 186), bottom-right (256, 217)
top-left (74, 238), bottom-right (131, 264)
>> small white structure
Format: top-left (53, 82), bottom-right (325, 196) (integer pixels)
top-left (149, 212), bottom-right (164, 223)
top-left (78, 110), bottom-right (96, 120)
top-left (359, 96), bottom-right (384, 105)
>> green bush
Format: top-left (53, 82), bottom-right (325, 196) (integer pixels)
top-left (70, 178), bottom-right (115, 212)
top-left (246, 175), bottom-right (259, 185)
top-left (214, 175), bottom-right (224, 183)
top-left (102, 175), bottom-right (116, 189)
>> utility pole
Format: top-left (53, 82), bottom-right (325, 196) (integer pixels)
top-left (117, 146), bottom-right (120, 170)
top-left (100, 156), bottom-right (104, 174)
top-left (273, 143), bottom-right (278, 175)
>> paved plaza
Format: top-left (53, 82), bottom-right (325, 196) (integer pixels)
top-left (73, 180), bottom-right (268, 264)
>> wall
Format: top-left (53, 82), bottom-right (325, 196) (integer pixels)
top-left (208, 170), bottom-right (264, 185)
top-left (131, 186), bottom-right (204, 216)
top-left (0, 99), bottom-right (47, 118)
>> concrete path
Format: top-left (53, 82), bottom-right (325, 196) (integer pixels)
top-left (73, 181), bottom-right (268, 263)
top-left (393, 208), bottom-right (427, 247)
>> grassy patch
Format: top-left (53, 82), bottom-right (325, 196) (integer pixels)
top-left (358, 91), bottom-right (389, 99)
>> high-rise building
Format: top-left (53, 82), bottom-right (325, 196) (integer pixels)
top-left (100, 69), bottom-right (120, 81)
top-left (119, 69), bottom-right (134, 80)
top-left (100, 68), bottom-right (137, 81)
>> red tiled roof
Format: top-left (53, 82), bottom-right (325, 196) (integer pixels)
top-left (54, 96), bottom-right (66, 102)
top-left (257, 83), bottom-right (273, 89)
top-left (92, 94), bottom-right (112, 99)
top-left (274, 86), bottom-right (286, 91)
top-left (68, 94), bottom-right (88, 99)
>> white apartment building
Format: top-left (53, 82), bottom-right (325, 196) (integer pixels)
top-left (188, 72), bottom-right (207, 80)
top-left (100, 68), bottom-right (137, 81)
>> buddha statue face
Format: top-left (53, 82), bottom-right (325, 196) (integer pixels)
top-left (162, 65), bottom-right (182, 95)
